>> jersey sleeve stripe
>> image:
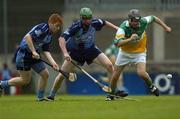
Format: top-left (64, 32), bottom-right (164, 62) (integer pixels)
top-left (115, 34), bottom-right (125, 39)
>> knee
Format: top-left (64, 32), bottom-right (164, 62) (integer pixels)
top-left (55, 73), bottom-right (64, 81)
top-left (105, 63), bottom-right (114, 73)
top-left (41, 71), bottom-right (49, 80)
top-left (21, 77), bottom-right (31, 85)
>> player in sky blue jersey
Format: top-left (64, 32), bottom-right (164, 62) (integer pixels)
top-left (0, 13), bottom-right (63, 101)
top-left (47, 7), bottom-right (119, 100)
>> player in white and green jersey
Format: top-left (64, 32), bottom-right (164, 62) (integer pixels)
top-left (106, 9), bottom-right (172, 101)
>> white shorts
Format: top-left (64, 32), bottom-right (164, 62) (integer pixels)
top-left (115, 51), bottom-right (146, 66)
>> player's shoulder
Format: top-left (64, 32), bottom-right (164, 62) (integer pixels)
top-left (92, 18), bottom-right (104, 23)
top-left (141, 17), bottom-right (148, 23)
top-left (120, 20), bottom-right (128, 29)
top-left (71, 20), bottom-right (81, 27)
top-left (35, 23), bottom-right (48, 28)
top-left (37, 22), bottom-right (48, 26)
top-left (69, 20), bottom-right (81, 30)
top-left (91, 18), bottom-right (105, 30)
top-left (91, 18), bottom-right (105, 25)
top-left (31, 23), bottom-right (49, 31)
top-left (141, 16), bottom-right (155, 24)
top-left (28, 23), bottom-right (49, 34)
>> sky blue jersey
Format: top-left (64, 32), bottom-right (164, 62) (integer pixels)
top-left (61, 18), bottom-right (106, 50)
top-left (19, 23), bottom-right (52, 53)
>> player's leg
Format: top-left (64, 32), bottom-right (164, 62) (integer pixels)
top-left (0, 70), bottom-right (31, 96)
top-left (110, 65), bottom-right (126, 93)
top-left (47, 60), bottom-right (74, 100)
top-left (101, 54), bottom-right (128, 97)
top-left (93, 53), bottom-right (128, 97)
top-left (32, 61), bottom-right (50, 101)
top-left (38, 68), bottom-right (49, 92)
top-left (99, 54), bottom-right (115, 82)
top-left (36, 69), bottom-right (49, 101)
top-left (8, 71), bottom-right (32, 86)
top-left (106, 50), bottom-right (130, 100)
top-left (1, 52), bottom-right (32, 87)
top-left (136, 62), bottom-right (159, 96)
top-left (115, 73), bottom-right (128, 97)
top-left (93, 53), bottom-right (114, 79)
top-left (109, 54), bottom-right (127, 94)
top-left (106, 65), bottom-right (126, 100)
top-left (116, 74), bottom-right (124, 90)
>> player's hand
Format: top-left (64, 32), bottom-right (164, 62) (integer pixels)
top-left (130, 34), bottom-right (139, 41)
top-left (52, 63), bottom-right (59, 71)
top-left (165, 26), bottom-right (172, 32)
top-left (32, 51), bottom-right (40, 59)
top-left (113, 39), bottom-right (120, 46)
top-left (64, 53), bottom-right (71, 62)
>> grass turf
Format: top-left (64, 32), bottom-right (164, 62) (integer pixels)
top-left (0, 95), bottom-right (180, 119)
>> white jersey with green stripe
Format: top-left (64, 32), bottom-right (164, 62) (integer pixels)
top-left (116, 16), bottom-right (155, 42)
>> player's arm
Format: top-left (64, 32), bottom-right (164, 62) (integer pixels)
top-left (105, 21), bottom-right (119, 30)
top-left (92, 19), bottom-right (118, 31)
top-left (25, 34), bottom-right (40, 59)
top-left (58, 22), bottom-right (79, 62)
top-left (43, 51), bottom-right (59, 70)
top-left (26, 24), bottom-right (49, 59)
top-left (145, 16), bottom-right (171, 32)
top-left (113, 28), bottom-right (137, 47)
top-left (42, 43), bottom-right (59, 70)
top-left (59, 36), bottom-right (71, 62)
top-left (154, 16), bottom-right (172, 32)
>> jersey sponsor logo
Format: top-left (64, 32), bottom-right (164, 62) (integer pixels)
top-left (43, 35), bottom-right (51, 43)
top-left (35, 30), bottom-right (42, 36)
top-left (75, 27), bottom-right (95, 43)
top-left (64, 31), bottom-right (70, 35)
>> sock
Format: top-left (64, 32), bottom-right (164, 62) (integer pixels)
top-left (110, 89), bottom-right (116, 94)
top-left (0, 81), bottom-right (9, 88)
top-left (37, 90), bottom-right (45, 99)
top-left (149, 85), bottom-right (154, 89)
top-left (117, 87), bottom-right (124, 91)
top-left (49, 90), bottom-right (56, 98)
top-left (145, 79), bottom-right (153, 87)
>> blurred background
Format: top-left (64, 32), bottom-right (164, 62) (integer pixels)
top-left (0, 0), bottom-right (180, 96)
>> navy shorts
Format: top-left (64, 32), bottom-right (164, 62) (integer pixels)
top-left (68, 46), bottom-right (102, 65)
top-left (15, 48), bottom-right (46, 73)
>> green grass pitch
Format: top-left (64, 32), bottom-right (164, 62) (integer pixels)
top-left (0, 95), bottom-right (180, 119)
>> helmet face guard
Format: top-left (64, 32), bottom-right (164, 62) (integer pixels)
top-left (128, 9), bottom-right (141, 22)
top-left (81, 16), bottom-right (92, 20)
top-left (128, 9), bottom-right (141, 28)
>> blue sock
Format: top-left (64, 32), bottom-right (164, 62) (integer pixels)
top-left (37, 90), bottom-right (45, 99)
top-left (49, 90), bottom-right (56, 98)
top-left (0, 81), bottom-right (9, 88)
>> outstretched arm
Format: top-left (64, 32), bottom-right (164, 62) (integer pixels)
top-left (154, 16), bottom-right (172, 32)
top-left (105, 21), bottom-right (119, 30)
